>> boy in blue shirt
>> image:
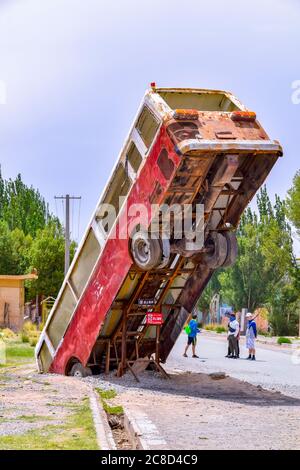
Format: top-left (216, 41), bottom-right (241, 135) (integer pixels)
top-left (183, 313), bottom-right (201, 358)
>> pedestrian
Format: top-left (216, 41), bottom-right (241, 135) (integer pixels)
top-left (183, 313), bottom-right (200, 358)
top-left (226, 312), bottom-right (240, 359)
top-left (246, 312), bottom-right (257, 360)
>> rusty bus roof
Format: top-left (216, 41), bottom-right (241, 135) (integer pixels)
top-left (154, 86), bottom-right (236, 95)
top-left (148, 87), bottom-right (246, 113)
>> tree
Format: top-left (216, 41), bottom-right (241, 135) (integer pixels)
top-left (207, 186), bottom-right (298, 334)
top-left (27, 222), bottom-right (75, 299)
top-left (0, 170), bottom-right (77, 300)
top-left (197, 271), bottom-right (221, 322)
top-left (287, 170), bottom-right (300, 237)
top-left (0, 169), bottom-right (53, 237)
top-left (0, 221), bottom-right (32, 275)
top-left (218, 221), bottom-right (265, 312)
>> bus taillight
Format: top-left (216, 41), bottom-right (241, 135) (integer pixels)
top-left (173, 109), bottom-right (199, 120)
top-left (230, 111), bottom-right (256, 122)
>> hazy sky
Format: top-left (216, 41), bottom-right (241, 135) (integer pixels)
top-left (0, 0), bottom-right (299, 252)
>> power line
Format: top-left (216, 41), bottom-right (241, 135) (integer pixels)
top-left (77, 197), bottom-right (81, 244)
top-left (54, 194), bottom-right (81, 276)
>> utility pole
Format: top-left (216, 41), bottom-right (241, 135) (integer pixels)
top-left (55, 194), bottom-right (81, 276)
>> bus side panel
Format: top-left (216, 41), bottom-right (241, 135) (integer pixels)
top-left (49, 126), bottom-right (180, 374)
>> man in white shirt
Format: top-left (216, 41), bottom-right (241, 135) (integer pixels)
top-left (227, 313), bottom-right (240, 359)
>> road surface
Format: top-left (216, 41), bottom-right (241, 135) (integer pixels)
top-left (167, 332), bottom-right (300, 398)
top-left (91, 332), bottom-right (300, 450)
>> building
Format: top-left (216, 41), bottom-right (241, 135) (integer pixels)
top-left (0, 274), bottom-right (38, 331)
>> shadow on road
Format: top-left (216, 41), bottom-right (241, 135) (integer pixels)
top-left (99, 370), bottom-right (300, 407)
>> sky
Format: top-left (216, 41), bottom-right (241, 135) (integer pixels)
top-left (0, 0), bottom-right (299, 252)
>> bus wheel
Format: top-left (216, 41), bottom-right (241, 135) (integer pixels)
top-left (131, 231), bottom-right (162, 270)
top-left (69, 363), bottom-right (92, 378)
top-left (201, 232), bottom-right (227, 269)
top-left (156, 238), bottom-right (171, 269)
top-left (222, 231), bottom-right (238, 267)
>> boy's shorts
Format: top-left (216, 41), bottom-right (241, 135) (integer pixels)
top-left (187, 336), bottom-right (196, 346)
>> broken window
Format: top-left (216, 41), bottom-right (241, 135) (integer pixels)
top-left (136, 106), bottom-right (159, 148)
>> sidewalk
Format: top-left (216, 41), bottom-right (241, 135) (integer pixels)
top-left (88, 369), bottom-right (300, 450)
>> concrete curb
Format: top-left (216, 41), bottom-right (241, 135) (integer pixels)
top-left (124, 407), bottom-right (168, 450)
top-left (89, 390), bottom-right (116, 450)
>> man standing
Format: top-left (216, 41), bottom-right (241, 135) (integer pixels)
top-left (246, 312), bottom-right (257, 360)
top-left (227, 312), bottom-right (240, 359)
top-left (183, 313), bottom-right (200, 358)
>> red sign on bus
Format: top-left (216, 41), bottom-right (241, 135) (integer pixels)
top-left (146, 313), bottom-right (163, 325)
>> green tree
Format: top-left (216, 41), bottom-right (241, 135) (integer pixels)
top-left (197, 271), bottom-right (221, 322)
top-left (27, 222), bottom-right (75, 298)
top-left (287, 170), bottom-right (300, 236)
top-left (218, 221), bottom-right (265, 311)
top-left (215, 186), bottom-right (297, 334)
top-left (0, 221), bottom-right (32, 275)
top-left (0, 170), bottom-right (53, 237)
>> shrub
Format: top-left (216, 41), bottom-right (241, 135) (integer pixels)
top-left (277, 337), bottom-right (292, 345)
top-left (215, 326), bottom-right (226, 334)
top-left (204, 324), bottom-right (226, 333)
top-left (21, 332), bottom-right (30, 343)
top-left (204, 324), bottom-right (216, 331)
top-left (0, 328), bottom-right (17, 341)
top-left (21, 322), bottom-right (40, 345)
top-left (29, 337), bottom-right (38, 347)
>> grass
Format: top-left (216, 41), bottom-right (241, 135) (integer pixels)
top-left (277, 337), bottom-right (292, 345)
top-left (0, 341), bottom-right (35, 368)
top-left (18, 415), bottom-right (53, 423)
top-left (0, 398), bottom-right (98, 450)
top-left (96, 388), bottom-right (124, 416)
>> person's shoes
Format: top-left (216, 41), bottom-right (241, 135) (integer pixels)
top-left (192, 355), bottom-right (199, 358)
top-left (251, 355), bottom-right (256, 361)
top-left (183, 353), bottom-right (188, 358)
top-left (225, 355), bottom-right (232, 358)
top-left (247, 355), bottom-right (252, 360)
top-left (236, 355), bottom-right (240, 359)
top-left (231, 356), bottom-right (237, 359)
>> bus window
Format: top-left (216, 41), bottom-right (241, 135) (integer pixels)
top-left (157, 149), bottom-right (175, 180)
top-left (39, 341), bottom-right (52, 373)
top-left (70, 228), bottom-right (101, 297)
top-left (103, 163), bottom-right (131, 213)
top-left (136, 106), bottom-right (159, 148)
top-left (126, 141), bottom-right (143, 173)
top-left (47, 284), bottom-right (77, 350)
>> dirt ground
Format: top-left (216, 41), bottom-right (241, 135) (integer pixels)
top-left (90, 370), bottom-right (300, 450)
top-left (1, 362), bottom-right (300, 450)
top-left (0, 364), bottom-right (98, 449)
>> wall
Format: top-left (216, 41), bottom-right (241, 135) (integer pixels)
top-left (0, 279), bottom-right (24, 332)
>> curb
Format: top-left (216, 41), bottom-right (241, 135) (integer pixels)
top-left (124, 407), bottom-right (168, 450)
top-left (89, 390), bottom-right (116, 450)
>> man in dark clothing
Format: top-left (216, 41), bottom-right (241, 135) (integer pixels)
top-left (226, 313), bottom-right (240, 359)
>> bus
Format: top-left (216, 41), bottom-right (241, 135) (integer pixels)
top-left (36, 85), bottom-right (282, 377)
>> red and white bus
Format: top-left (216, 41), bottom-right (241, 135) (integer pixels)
top-left (36, 85), bottom-right (282, 377)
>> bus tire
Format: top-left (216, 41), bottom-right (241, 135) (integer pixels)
top-left (156, 238), bottom-right (170, 269)
top-left (131, 231), bottom-right (163, 270)
top-left (69, 363), bottom-right (92, 378)
top-left (222, 231), bottom-right (238, 267)
top-left (201, 232), bottom-right (227, 269)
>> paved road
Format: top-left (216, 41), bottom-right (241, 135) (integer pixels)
top-left (166, 332), bottom-right (300, 398)
top-left (100, 333), bottom-right (300, 450)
